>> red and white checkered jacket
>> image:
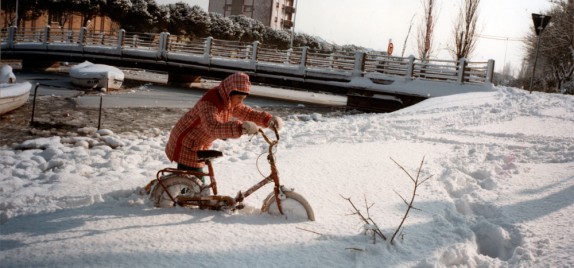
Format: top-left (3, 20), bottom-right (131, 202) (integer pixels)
top-left (165, 73), bottom-right (272, 168)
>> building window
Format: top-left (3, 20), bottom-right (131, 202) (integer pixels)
top-left (224, 4), bottom-right (232, 16)
top-left (244, 5), bottom-right (253, 17)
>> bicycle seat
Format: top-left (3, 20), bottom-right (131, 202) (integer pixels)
top-left (197, 150), bottom-right (223, 161)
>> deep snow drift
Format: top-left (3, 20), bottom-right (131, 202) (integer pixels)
top-left (1, 87), bottom-right (573, 267)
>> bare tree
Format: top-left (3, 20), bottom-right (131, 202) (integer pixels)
top-left (401, 14), bottom-right (416, 57)
top-left (450, 0), bottom-right (481, 60)
top-left (417, 0), bottom-right (438, 62)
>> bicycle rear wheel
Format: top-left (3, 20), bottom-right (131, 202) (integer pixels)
top-left (150, 175), bottom-right (203, 208)
top-left (261, 191), bottom-right (315, 221)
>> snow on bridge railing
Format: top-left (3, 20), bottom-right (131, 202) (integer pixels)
top-left (210, 39), bottom-right (253, 60)
top-left (1, 26), bottom-right (494, 85)
top-left (121, 31), bottom-right (161, 49)
top-left (256, 45), bottom-right (305, 65)
top-left (364, 53), bottom-right (411, 76)
top-left (306, 50), bottom-right (356, 71)
top-left (167, 36), bottom-right (206, 55)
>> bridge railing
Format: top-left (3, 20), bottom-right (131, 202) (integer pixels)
top-left (14, 27), bottom-right (48, 42)
top-left (257, 46), bottom-right (304, 65)
top-left (306, 50), bottom-right (356, 71)
top-left (365, 54), bottom-right (411, 76)
top-left (364, 53), bottom-right (492, 85)
top-left (121, 32), bottom-right (161, 49)
top-left (1, 26), bottom-right (495, 85)
top-left (167, 37), bottom-right (206, 54)
top-left (48, 28), bottom-right (82, 43)
top-left (211, 39), bottom-right (253, 60)
top-left (84, 30), bottom-right (120, 47)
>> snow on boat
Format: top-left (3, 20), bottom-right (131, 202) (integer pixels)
top-left (69, 61), bottom-right (124, 90)
top-left (0, 81), bottom-right (32, 115)
top-left (1, 65), bottom-right (17, 83)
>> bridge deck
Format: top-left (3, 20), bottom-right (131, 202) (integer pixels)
top-left (1, 26), bottom-right (495, 112)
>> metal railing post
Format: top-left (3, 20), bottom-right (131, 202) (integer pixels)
top-left (44, 26), bottom-right (51, 43)
top-left (457, 58), bottom-right (467, 84)
top-left (353, 51), bottom-right (366, 77)
top-left (8, 26), bottom-right (16, 48)
top-left (485, 59), bottom-right (495, 85)
top-left (204, 37), bottom-right (213, 63)
top-left (299, 47), bottom-right (308, 75)
top-left (251, 41), bottom-right (259, 70)
top-left (159, 32), bottom-right (169, 60)
top-left (79, 27), bottom-right (86, 45)
top-left (117, 29), bottom-right (125, 49)
top-left (405, 55), bottom-right (415, 81)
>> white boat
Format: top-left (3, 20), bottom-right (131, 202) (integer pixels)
top-left (0, 81), bottom-right (32, 115)
top-left (69, 61), bottom-right (124, 90)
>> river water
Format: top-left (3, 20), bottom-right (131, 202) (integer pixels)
top-left (15, 70), bottom-right (346, 109)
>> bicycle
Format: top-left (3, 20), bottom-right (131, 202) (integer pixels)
top-left (147, 127), bottom-right (315, 221)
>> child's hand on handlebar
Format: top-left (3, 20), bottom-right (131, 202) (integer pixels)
top-left (242, 121), bottom-right (259, 135)
top-left (268, 116), bottom-right (284, 131)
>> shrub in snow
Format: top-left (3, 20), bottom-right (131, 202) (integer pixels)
top-left (343, 157), bottom-right (432, 245)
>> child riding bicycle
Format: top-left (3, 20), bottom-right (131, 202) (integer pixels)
top-left (165, 72), bottom-right (284, 179)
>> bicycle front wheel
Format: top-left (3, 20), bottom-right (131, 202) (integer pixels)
top-left (150, 175), bottom-right (202, 208)
top-left (261, 191), bottom-right (315, 221)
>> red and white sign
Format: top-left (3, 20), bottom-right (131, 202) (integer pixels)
top-left (387, 39), bottom-right (394, 56)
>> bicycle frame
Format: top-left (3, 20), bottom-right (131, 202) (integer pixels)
top-left (154, 127), bottom-right (284, 213)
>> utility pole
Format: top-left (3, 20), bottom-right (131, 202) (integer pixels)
top-left (289, 0), bottom-right (298, 48)
top-left (529, 13), bottom-right (551, 94)
top-left (15, 0), bottom-right (19, 27)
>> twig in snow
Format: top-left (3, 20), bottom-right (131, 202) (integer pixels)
top-left (341, 195), bottom-right (387, 241)
top-left (296, 227), bottom-right (323, 236)
top-left (389, 156), bottom-right (433, 244)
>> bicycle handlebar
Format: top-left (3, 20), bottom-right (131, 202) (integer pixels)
top-left (258, 125), bottom-right (279, 146)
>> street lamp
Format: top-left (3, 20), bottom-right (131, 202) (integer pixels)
top-left (529, 13), bottom-right (551, 94)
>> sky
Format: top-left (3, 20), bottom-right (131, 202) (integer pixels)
top-left (156, 0), bottom-right (555, 74)
top-left (1, 72), bottom-right (573, 266)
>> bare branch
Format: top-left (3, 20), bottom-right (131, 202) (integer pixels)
top-left (341, 195), bottom-right (387, 241)
top-left (390, 157), bottom-right (416, 183)
top-left (390, 157), bottom-right (432, 244)
top-left (296, 227), bottom-right (323, 236)
top-left (420, 175), bottom-right (434, 185)
top-left (393, 189), bottom-right (409, 206)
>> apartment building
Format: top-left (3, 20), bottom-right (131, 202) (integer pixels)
top-left (208, 0), bottom-right (297, 30)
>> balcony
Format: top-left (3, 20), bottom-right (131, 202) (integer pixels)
top-left (282, 20), bottom-right (293, 29)
top-left (284, 6), bottom-right (296, 14)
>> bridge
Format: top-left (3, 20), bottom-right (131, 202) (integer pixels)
top-left (1, 26), bottom-right (495, 112)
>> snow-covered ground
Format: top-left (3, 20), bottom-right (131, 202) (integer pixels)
top-left (1, 86), bottom-right (573, 267)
